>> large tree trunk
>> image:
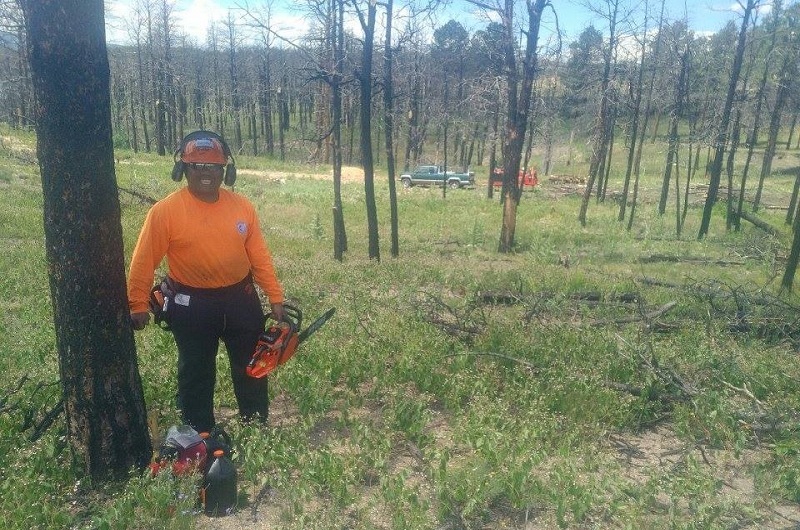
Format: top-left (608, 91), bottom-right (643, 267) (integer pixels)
top-left (782, 207), bottom-right (800, 291)
top-left (22, 0), bottom-right (151, 480)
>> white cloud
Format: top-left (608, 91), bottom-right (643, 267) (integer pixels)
top-left (107, 0), bottom-right (331, 47)
top-left (106, 0), bottom-right (230, 45)
top-left (179, 0), bottom-right (228, 42)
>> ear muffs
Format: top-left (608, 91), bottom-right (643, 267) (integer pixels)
top-left (172, 130), bottom-right (237, 186)
top-left (171, 158), bottom-right (185, 182)
top-left (224, 164), bottom-right (237, 186)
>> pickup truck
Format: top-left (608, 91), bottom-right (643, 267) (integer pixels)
top-left (399, 165), bottom-right (475, 189)
top-left (490, 167), bottom-right (539, 188)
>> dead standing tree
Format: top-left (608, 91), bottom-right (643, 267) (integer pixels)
top-left (579, 0), bottom-right (622, 227)
top-left (468, 0), bottom-right (552, 253)
top-left (697, 0), bottom-right (758, 239)
top-left (352, 0), bottom-right (380, 260)
top-left (381, 0), bottom-right (400, 257)
top-left (21, 0), bottom-right (151, 479)
top-left (240, 0), bottom-right (350, 261)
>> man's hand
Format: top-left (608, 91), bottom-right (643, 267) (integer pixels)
top-left (130, 312), bottom-right (151, 330)
top-left (270, 303), bottom-right (286, 322)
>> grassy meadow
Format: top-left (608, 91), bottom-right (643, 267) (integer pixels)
top-left (2, 126), bottom-right (800, 529)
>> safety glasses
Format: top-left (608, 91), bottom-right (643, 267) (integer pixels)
top-left (188, 163), bottom-right (224, 172)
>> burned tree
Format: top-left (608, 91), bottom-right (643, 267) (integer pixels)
top-left (21, 0), bottom-right (151, 479)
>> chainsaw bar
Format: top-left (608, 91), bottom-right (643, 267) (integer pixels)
top-left (298, 307), bottom-right (336, 343)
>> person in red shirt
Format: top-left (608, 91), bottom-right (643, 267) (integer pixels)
top-left (128, 130), bottom-right (285, 432)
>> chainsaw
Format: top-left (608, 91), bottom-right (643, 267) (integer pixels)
top-left (246, 304), bottom-right (335, 378)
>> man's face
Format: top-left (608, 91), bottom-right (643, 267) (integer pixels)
top-left (185, 163), bottom-right (224, 201)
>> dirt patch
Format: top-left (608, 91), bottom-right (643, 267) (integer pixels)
top-left (238, 166), bottom-right (364, 184)
top-left (610, 427), bottom-right (800, 529)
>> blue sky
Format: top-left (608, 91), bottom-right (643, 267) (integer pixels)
top-left (105, 0), bottom-right (769, 46)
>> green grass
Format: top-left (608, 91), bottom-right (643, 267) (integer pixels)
top-left (2, 126), bottom-right (800, 528)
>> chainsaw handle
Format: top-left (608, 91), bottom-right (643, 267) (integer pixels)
top-left (266, 303), bottom-right (302, 330)
top-left (269, 303), bottom-right (286, 323)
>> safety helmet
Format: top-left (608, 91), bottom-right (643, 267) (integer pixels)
top-left (181, 136), bottom-right (227, 165)
top-left (171, 130), bottom-right (237, 185)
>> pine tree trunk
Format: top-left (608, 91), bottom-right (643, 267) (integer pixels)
top-left (22, 0), bottom-right (151, 481)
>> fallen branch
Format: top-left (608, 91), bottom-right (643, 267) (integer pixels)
top-left (118, 185), bottom-right (157, 205)
top-left (0, 375), bottom-right (29, 413)
top-left (590, 301), bottom-right (677, 327)
top-left (28, 399), bottom-right (63, 443)
top-left (738, 210), bottom-right (780, 236)
top-left (639, 255), bottom-right (744, 266)
top-left (616, 334), bottom-right (698, 400)
top-left (717, 379), bottom-right (765, 412)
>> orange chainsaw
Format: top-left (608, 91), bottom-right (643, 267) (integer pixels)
top-left (246, 304), bottom-right (335, 378)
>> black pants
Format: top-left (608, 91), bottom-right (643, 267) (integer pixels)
top-left (167, 276), bottom-right (267, 433)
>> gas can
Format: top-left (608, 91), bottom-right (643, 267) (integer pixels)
top-left (202, 449), bottom-right (237, 516)
top-left (200, 428), bottom-right (233, 476)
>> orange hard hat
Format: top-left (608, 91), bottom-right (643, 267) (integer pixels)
top-left (181, 136), bottom-right (227, 164)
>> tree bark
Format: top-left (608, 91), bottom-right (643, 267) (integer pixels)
top-left (22, 0), bottom-right (151, 480)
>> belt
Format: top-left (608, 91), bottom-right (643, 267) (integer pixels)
top-left (168, 274), bottom-right (253, 297)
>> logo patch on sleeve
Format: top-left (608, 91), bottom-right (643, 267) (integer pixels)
top-left (236, 221), bottom-right (248, 235)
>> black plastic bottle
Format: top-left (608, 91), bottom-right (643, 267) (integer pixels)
top-left (200, 428), bottom-right (233, 475)
top-left (203, 449), bottom-right (237, 516)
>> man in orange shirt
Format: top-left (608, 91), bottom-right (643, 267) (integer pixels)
top-left (128, 130), bottom-right (285, 432)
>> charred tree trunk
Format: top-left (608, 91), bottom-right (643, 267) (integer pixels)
top-left (617, 37), bottom-right (643, 223)
top-left (22, 0), bottom-right (151, 480)
top-left (735, 5), bottom-right (781, 229)
top-left (782, 205), bottom-right (800, 291)
top-left (383, 0), bottom-right (399, 257)
top-left (698, 0), bottom-right (754, 238)
top-left (356, 0), bottom-right (379, 260)
top-left (661, 44), bottom-right (689, 227)
top-left (259, 46), bottom-right (275, 156)
top-left (331, 0), bottom-right (347, 260)
top-left (487, 86), bottom-right (501, 201)
top-left (580, 0), bottom-right (619, 226)
top-left (497, 0), bottom-right (547, 252)
top-left (227, 14), bottom-right (242, 152)
top-left (754, 52), bottom-right (793, 212)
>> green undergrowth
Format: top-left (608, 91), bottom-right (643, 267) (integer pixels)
top-left (2, 133), bottom-right (800, 528)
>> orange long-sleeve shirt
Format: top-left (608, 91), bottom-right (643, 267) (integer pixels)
top-left (127, 187), bottom-right (284, 313)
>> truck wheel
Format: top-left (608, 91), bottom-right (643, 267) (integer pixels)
top-left (448, 180), bottom-right (460, 189)
top-left (401, 178), bottom-right (412, 189)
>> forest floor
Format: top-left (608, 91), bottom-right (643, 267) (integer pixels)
top-left (237, 166), bottom-right (365, 184)
top-left (188, 170), bottom-right (800, 530)
top-left (195, 398), bottom-right (800, 530)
